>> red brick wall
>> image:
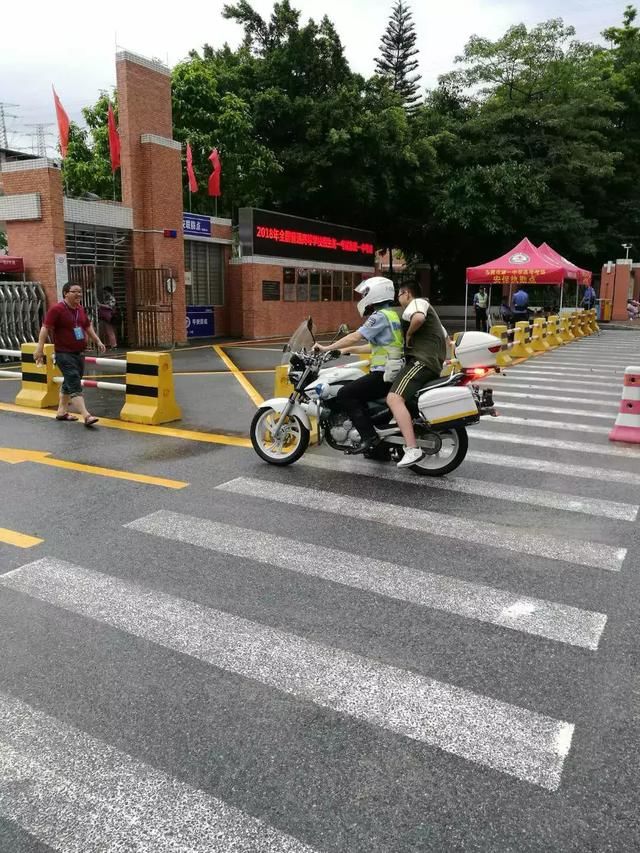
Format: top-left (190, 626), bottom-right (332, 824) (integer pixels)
top-left (232, 262), bottom-right (362, 339)
top-left (4, 165), bottom-right (65, 306)
top-left (600, 262), bottom-right (632, 321)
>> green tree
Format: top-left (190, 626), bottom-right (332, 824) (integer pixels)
top-left (61, 91), bottom-right (121, 200)
top-left (416, 18), bottom-right (619, 290)
top-left (375, 1), bottom-right (421, 109)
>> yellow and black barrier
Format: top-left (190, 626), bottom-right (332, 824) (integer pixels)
top-left (530, 317), bottom-right (550, 353)
top-left (510, 322), bottom-right (535, 358)
top-left (559, 315), bottom-right (574, 343)
top-left (15, 342), bottom-right (59, 409)
top-left (489, 324), bottom-right (513, 366)
top-left (120, 351), bottom-right (181, 425)
top-left (545, 315), bottom-right (564, 348)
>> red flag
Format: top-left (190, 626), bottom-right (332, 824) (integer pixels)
top-left (208, 148), bottom-right (221, 197)
top-left (107, 103), bottom-right (120, 173)
top-left (186, 142), bottom-right (198, 193)
top-left (52, 86), bottom-right (70, 158)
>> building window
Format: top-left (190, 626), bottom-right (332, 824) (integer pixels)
top-left (277, 266), bottom-right (366, 301)
top-left (321, 270), bottom-right (332, 302)
top-left (296, 268), bottom-right (309, 301)
top-left (262, 280), bottom-right (280, 300)
top-left (309, 270), bottom-right (320, 302)
top-left (184, 241), bottom-right (224, 305)
top-left (283, 267), bottom-right (296, 301)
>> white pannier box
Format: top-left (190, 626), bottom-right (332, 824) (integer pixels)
top-left (454, 331), bottom-right (501, 369)
top-left (418, 386), bottom-right (478, 425)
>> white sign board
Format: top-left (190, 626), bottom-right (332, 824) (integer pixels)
top-left (54, 254), bottom-right (68, 300)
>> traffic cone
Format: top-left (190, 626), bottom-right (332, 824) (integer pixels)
top-left (609, 366), bottom-right (640, 443)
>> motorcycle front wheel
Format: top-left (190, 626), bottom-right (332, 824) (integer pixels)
top-left (250, 406), bottom-right (310, 465)
top-left (410, 426), bottom-right (468, 477)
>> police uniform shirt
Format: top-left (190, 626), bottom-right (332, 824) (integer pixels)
top-left (358, 310), bottom-right (398, 372)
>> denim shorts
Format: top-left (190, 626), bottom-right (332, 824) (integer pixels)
top-left (55, 351), bottom-right (85, 397)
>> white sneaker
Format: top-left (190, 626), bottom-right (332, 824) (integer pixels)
top-left (397, 447), bottom-right (425, 468)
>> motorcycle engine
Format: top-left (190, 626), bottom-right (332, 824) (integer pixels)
top-left (327, 414), bottom-right (360, 447)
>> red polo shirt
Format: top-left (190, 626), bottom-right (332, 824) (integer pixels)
top-left (44, 301), bottom-right (90, 353)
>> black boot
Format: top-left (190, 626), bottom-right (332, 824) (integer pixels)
top-left (345, 435), bottom-right (381, 456)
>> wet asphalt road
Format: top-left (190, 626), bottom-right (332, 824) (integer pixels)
top-left (0, 331), bottom-right (639, 852)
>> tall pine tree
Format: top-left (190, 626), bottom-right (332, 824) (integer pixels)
top-left (375, 1), bottom-right (421, 109)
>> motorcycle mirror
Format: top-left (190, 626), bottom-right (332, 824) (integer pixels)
top-left (338, 323), bottom-right (349, 336)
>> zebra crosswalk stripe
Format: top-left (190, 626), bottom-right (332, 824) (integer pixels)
top-left (465, 450), bottom-right (640, 487)
top-left (493, 415), bottom-right (610, 435)
top-left (0, 691), bottom-right (317, 853)
top-left (490, 382), bottom-right (621, 399)
top-left (471, 429), bottom-right (640, 459)
top-left (216, 478), bottom-right (626, 571)
top-left (297, 454), bottom-right (638, 520)
top-left (0, 558), bottom-right (575, 790)
top-left (493, 391), bottom-right (618, 411)
top-left (495, 401), bottom-right (614, 420)
top-left (127, 509), bottom-right (608, 648)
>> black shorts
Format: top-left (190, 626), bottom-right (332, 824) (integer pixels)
top-left (390, 359), bottom-right (441, 401)
top-left (55, 351), bottom-right (85, 397)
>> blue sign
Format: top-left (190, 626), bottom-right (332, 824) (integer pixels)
top-left (183, 213), bottom-right (211, 237)
top-left (186, 305), bottom-right (214, 338)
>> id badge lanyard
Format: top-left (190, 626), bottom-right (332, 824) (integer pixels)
top-left (69, 305), bottom-right (84, 341)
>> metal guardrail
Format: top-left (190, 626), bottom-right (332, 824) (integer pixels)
top-left (0, 282), bottom-right (46, 357)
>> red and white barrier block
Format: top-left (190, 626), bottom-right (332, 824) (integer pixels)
top-left (609, 366), bottom-right (640, 444)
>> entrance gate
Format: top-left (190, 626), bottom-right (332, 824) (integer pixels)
top-left (128, 268), bottom-right (175, 349)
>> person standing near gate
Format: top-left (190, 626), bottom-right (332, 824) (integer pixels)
top-left (511, 286), bottom-right (530, 326)
top-left (473, 287), bottom-right (488, 332)
top-left (34, 282), bottom-right (105, 426)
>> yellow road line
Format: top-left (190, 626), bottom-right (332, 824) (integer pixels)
top-left (0, 402), bottom-right (252, 447)
top-left (35, 457), bottom-right (188, 489)
top-left (0, 526), bottom-right (43, 548)
top-left (212, 345), bottom-right (265, 408)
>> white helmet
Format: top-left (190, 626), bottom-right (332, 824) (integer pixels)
top-left (355, 276), bottom-right (395, 317)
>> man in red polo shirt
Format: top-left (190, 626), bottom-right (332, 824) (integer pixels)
top-left (34, 282), bottom-right (105, 426)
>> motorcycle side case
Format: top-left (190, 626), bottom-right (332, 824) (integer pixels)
top-left (454, 331), bottom-right (501, 369)
top-left (418, 386), bottom-right (478, 425)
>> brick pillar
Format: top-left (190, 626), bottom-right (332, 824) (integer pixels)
top-left (600, 260), bottom-right (632, 321)
top-left (116, 51), bottom-right (186, 343)
top-left (0, 159), bottom-right (66, 308)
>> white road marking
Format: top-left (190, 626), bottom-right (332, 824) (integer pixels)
top-left (493, 391), bottom-right (618, 411)
top-left (490, 382), bottom-right (621, 399)
top-left (0, 559), bottom-right (576, 790)
top-left (513, 365), bottom-right (624, 374)
top-left (493, 415), bottom-right (610, 435)
top-left (465, 450), bottom-right (640, 487)
top-left (216, 478), bottom-right (626, 572)
top-left (470, 429), bottom-right (640, 459)
top-left (0, 691), bottom-right (317, 853)
top-left (495, 401), bottom-right (614, 420)
top-left (128, 510), bottom-right (608, 648)
top-left (297, 454), bottom-right (637, 520)
top-left (499, 374), bottom-right (618, 390)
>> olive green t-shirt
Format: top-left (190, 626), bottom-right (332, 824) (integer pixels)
top-left (398, 298), bottom-right (446, 374)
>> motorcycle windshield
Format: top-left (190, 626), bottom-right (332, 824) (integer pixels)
top-left (281, 318), bottom-right (316, 364)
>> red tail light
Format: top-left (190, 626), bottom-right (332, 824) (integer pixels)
top-left (465, 367), bottom-right (490, 378)
top-left (488, 344), bottom-right (502, 353)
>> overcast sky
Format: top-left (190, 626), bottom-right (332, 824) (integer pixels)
top-left (0, 0), bottom-right (624, 154)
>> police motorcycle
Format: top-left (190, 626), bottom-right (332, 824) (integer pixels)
top-left (250, 317), bottom-right (500, 477)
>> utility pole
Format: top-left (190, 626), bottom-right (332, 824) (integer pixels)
top-left (24, 123), bottom-right (54, 157)
top-left (0, 103), bottom-right (19, 149)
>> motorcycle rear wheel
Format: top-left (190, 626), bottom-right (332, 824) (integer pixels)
top-left (410, 426), bottom-right (468, 477)
top-left (250, 406), bottom-right (310, 465)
